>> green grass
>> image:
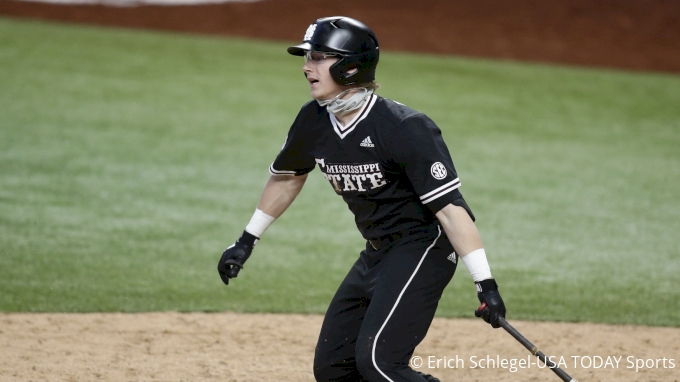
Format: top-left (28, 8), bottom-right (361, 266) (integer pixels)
top-left (1, 17), bottom-right (678, 326)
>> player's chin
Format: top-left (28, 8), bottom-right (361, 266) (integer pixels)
top-left (310, 88), bottom-right (325, 100)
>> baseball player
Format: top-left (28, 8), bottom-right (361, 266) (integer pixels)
top-left (218, 16), bottom-right (507, 382)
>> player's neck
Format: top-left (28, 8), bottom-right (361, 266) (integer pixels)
top-left (321, 87), bottom-right (371, 126)
top-left (334, 108), bottom-right (362, 127)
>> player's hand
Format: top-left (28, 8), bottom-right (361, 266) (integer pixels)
top-left (474, 278), bottom-right (506, 328)
top-left (217, 231), bottom-right (258, 285)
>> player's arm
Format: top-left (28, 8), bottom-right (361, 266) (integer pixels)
top-left (217, 173), bottom-right (308, 285)
top-left (257, 173), bottom-right (309, 218)
top-left (435, 203), bottom-right (506, 328)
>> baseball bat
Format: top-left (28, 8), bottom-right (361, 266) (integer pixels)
top-left (478, 303), bottom-right (578, 382)
top-left (499, 317), bottom-right (577, 382)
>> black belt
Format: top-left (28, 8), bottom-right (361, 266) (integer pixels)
top-left (368, 224), bottom-right (443, 251)
top-left (368, 231), bottom-right (404, 250)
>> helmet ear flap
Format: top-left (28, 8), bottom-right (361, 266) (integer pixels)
top-left (329, 58), bottom-right (357, 86)
top-left (329, 53), bottom-right (378, 86)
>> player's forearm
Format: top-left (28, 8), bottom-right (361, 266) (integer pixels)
top-left (241, 174), bottom-right (308, 239)
top-left (435, 203), bottom-right (483, 257)
top-left (436, 203), bottom-right (493, 282)
top-left (257, 173), bottom-right (308, 218)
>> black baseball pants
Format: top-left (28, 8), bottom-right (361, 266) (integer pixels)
top-left (313, 224), bottom-right (457, 382)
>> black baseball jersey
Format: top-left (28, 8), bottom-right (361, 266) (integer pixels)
top-left (270, 94), bottom-right (474, 240)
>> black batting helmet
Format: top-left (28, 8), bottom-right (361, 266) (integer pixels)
top-left (288, 16), bottom-right (379, 86)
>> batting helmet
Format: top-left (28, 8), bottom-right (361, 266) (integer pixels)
top-left (288, 16), bottom-right (379, 86)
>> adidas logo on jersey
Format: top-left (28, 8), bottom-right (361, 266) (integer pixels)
top-left (360, 136), bottom-right (375, 148)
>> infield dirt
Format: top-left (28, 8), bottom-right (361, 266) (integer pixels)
top-left (2, 312), bottom-right (679, 381)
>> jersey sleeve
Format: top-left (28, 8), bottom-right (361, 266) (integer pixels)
top-left (269, 106), bottom-right (317, 176)
top-left (389, 114), bottom-right (475, 220)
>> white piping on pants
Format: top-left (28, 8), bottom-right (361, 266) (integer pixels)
top-left (371, 226), bottom-right (442, 381)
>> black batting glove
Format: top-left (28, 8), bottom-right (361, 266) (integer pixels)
top-left (217, 230), bottom-right (258, 285)
top-left (474, 278), bottom-right (506, 328)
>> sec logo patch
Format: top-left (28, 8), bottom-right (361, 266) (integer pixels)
top-left (431, 162), bottom-right (447, 180)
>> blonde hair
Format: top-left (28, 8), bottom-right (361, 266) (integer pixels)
top-left (358, 81), bottom-right (380, 91)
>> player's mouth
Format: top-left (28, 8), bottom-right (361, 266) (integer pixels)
top-left (306, 75), bottom-right (319, 87)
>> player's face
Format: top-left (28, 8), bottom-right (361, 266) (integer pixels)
top-left (303, 51), bottom-right (348, 100)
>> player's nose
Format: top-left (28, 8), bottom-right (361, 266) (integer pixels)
top-left (303, 62), bottom-right (313, 73)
